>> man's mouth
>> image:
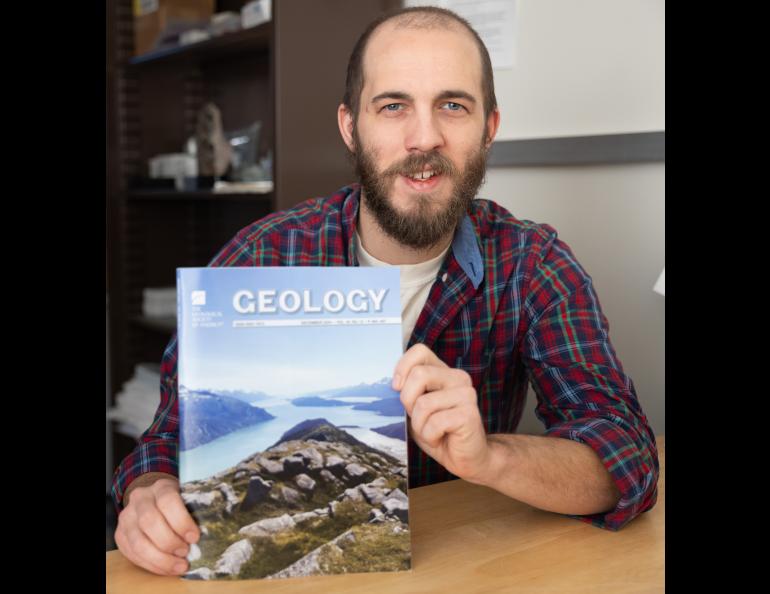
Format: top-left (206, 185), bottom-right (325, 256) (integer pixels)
top-left (407, 169), bottom-right (437, 180)
top-left (400, 168), bottom-right (444, 190)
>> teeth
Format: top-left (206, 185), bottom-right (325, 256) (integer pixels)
top-left (410, 170), bottom-right (435, 180)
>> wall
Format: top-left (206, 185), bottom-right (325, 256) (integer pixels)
top-left (406, 0), bottom-right (665, 140)
top-left (490, 0), bottom-right (664, 140)
top-left (406, 0), bottom-right (666, 434)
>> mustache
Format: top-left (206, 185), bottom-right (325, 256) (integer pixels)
top-left (381, 151), bottom-right (457, 178)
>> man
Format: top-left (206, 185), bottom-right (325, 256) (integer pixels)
top-left (111, 6), bottom-right (659, 577)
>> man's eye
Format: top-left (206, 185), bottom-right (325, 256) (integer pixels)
top-left (383, 103), bottom-right (403, 111)
top-left (442, 102), bottom-right (464, 111)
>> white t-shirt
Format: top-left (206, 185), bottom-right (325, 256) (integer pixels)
top-left (355, 233), bottom-right (450, 351)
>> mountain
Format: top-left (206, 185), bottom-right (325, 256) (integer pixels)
top-left (179, 416), bottom-right (410, 580)
top-left (290, 377), bottom-right (403, 417)
top-left (179, 386), bottom-right (275, 451)
top-left (352, 396), bottom-right (404, 416)
top-left (269, 418), bottom-right (369, 450)
top-left (315, 377), bottom-right (397, 400)
top-left (371, 422), bottom-right (406, 441)
top-left (202, 389), bottom-right (272, 405)
top-left (292, 396), bottom-right (351, 407)
top-left (290, 393), bottom-right (404, 417)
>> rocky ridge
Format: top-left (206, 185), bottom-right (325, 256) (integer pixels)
top-left (180, 419), bottom-right (410, 580)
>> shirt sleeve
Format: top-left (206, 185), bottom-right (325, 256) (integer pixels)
top-left (520, 226), bottom-right (659, 531)
top-left (110, 333), bottom-right (182, 514)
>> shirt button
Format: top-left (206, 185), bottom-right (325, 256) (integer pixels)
top-left (441, 272), bottom-right (448, 282)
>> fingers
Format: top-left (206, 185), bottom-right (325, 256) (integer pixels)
top-left (392, 343), bottom-right (448, 391)
top-left (114, 524), bottom-right (159, 574)
top-left (153, 482), bottom-right (200, 545)
top-left (115, 508), bottom-right (190, 576)
top-left (399, 363), bottom-right (472, 416)
top-left (134, 497), bottom-right (191, 558)
top-left (420, 406), bottom-right (473, 448)
top-left (409, 386), bottom-right (478, 440)
top-left (393, 343), bottom-right (486, 479)
top-left (114, 481), bottom-right (200, 577)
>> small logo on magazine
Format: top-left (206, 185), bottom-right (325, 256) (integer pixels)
top-left (191, 291), bottom-right (207, 306)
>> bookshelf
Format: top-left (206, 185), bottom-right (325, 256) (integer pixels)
top-left (106, 0), bottom-right (399, 478)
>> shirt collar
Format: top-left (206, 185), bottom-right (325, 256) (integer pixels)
top-left (452, 215), bottom-right (484, 289)
top-left (341, 183), bottom-right (484, 290)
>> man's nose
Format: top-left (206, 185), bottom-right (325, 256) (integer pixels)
top-left (404, 109), bottom-right (444, 153)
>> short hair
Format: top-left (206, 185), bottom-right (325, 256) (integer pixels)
top-left (342, 6), bottom-right (497, 122)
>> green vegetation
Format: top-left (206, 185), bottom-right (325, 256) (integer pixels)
top-left (182, 436), bottom-right (410, 579)
top-left (309, 499), bottom-right (371, 542)
top-left (321, 522), bottom-right (411, 573)
top-left (234, 499), bottom-right (374, 579)
top-left (236, 536), bottom-right (310, 580)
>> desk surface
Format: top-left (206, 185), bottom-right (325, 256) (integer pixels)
top-left (107, 436), bottom-right (664, 594)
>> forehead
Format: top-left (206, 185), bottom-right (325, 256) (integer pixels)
top-left (361, 21), bottom-right (483, 99)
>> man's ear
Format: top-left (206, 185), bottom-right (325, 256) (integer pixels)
top-left (484, 108), bottom-right (501, 149)
top-left (337, 103), bottom-right (356, 151)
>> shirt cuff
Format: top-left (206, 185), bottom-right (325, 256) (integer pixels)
top-left (122, 472), bottom-right (179, 508)
top-left (110, 438), bottom-right (179, 513)
top-left (545, 418), bottom-right (659, 531)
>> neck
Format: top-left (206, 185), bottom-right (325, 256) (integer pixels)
top-left (357, 190), bottom-right (454, 265)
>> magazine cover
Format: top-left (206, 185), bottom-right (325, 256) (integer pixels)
top-left (176, 266), bottom-right (410, 580)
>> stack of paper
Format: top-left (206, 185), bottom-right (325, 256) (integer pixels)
top-left (143, 287), bottom-right (177, 318)
top-left (241, 0), bottom-right (271, 29)
top-left (213, 180), bottom-right (273, 194)
top-left (107, 363), bottom-right (161, 438)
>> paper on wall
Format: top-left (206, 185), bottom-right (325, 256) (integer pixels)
top-left (421, 0), bottom-right (517, 69)
top-left (653, 268), bottom-right (665, 296)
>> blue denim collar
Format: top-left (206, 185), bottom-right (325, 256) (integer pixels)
top-left (452, 215), bottom-right (484, 290)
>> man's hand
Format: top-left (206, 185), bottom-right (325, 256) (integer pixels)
top-left (114, 478), bottom-right (200, 576)
top-left (393, 343), bottom-right (491, 483)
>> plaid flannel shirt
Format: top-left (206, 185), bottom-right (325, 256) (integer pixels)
top-left (111, 183), bottom-right (659, 531)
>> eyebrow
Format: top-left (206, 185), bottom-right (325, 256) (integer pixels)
top-left (371, 89), bottom-right (478, 105)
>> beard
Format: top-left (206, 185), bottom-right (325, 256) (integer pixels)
top-left (350, 127), bottom-right (489, 250)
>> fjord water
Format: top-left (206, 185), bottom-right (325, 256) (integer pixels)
top-left (180, 398), bottom-right (405, 482)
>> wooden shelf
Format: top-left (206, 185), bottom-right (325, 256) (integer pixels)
top-left (131, 315), bottom-right (176, 333)
top-left (127, 22), bottom-right (272, 67)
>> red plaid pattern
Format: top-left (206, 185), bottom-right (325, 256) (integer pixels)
top-left (111, 183), bottom-right (658, 531)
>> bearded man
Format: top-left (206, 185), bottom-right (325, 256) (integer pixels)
top-left (111, 6), bottom-right (659, 577)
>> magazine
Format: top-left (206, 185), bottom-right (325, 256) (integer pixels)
top-left (176, 266), bottom-right (410, 580)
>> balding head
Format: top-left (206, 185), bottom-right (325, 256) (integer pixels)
top-left (342, 6), bottom-right (497, 122)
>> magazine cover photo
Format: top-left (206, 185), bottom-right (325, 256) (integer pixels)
top-left (176, 266), bottom-right (410, 580)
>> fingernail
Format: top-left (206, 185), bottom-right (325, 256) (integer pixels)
top-left (174, 548), bottom-right (188, 557)
top-left (185, 531), bottom-right (197, 544)
top-left (392, 374), bottom-right (401, 390)
top-left (174, 562), bottom-right (187, 574)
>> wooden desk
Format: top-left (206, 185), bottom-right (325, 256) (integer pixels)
top-left (107, 436), bottom-right (664, 593)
